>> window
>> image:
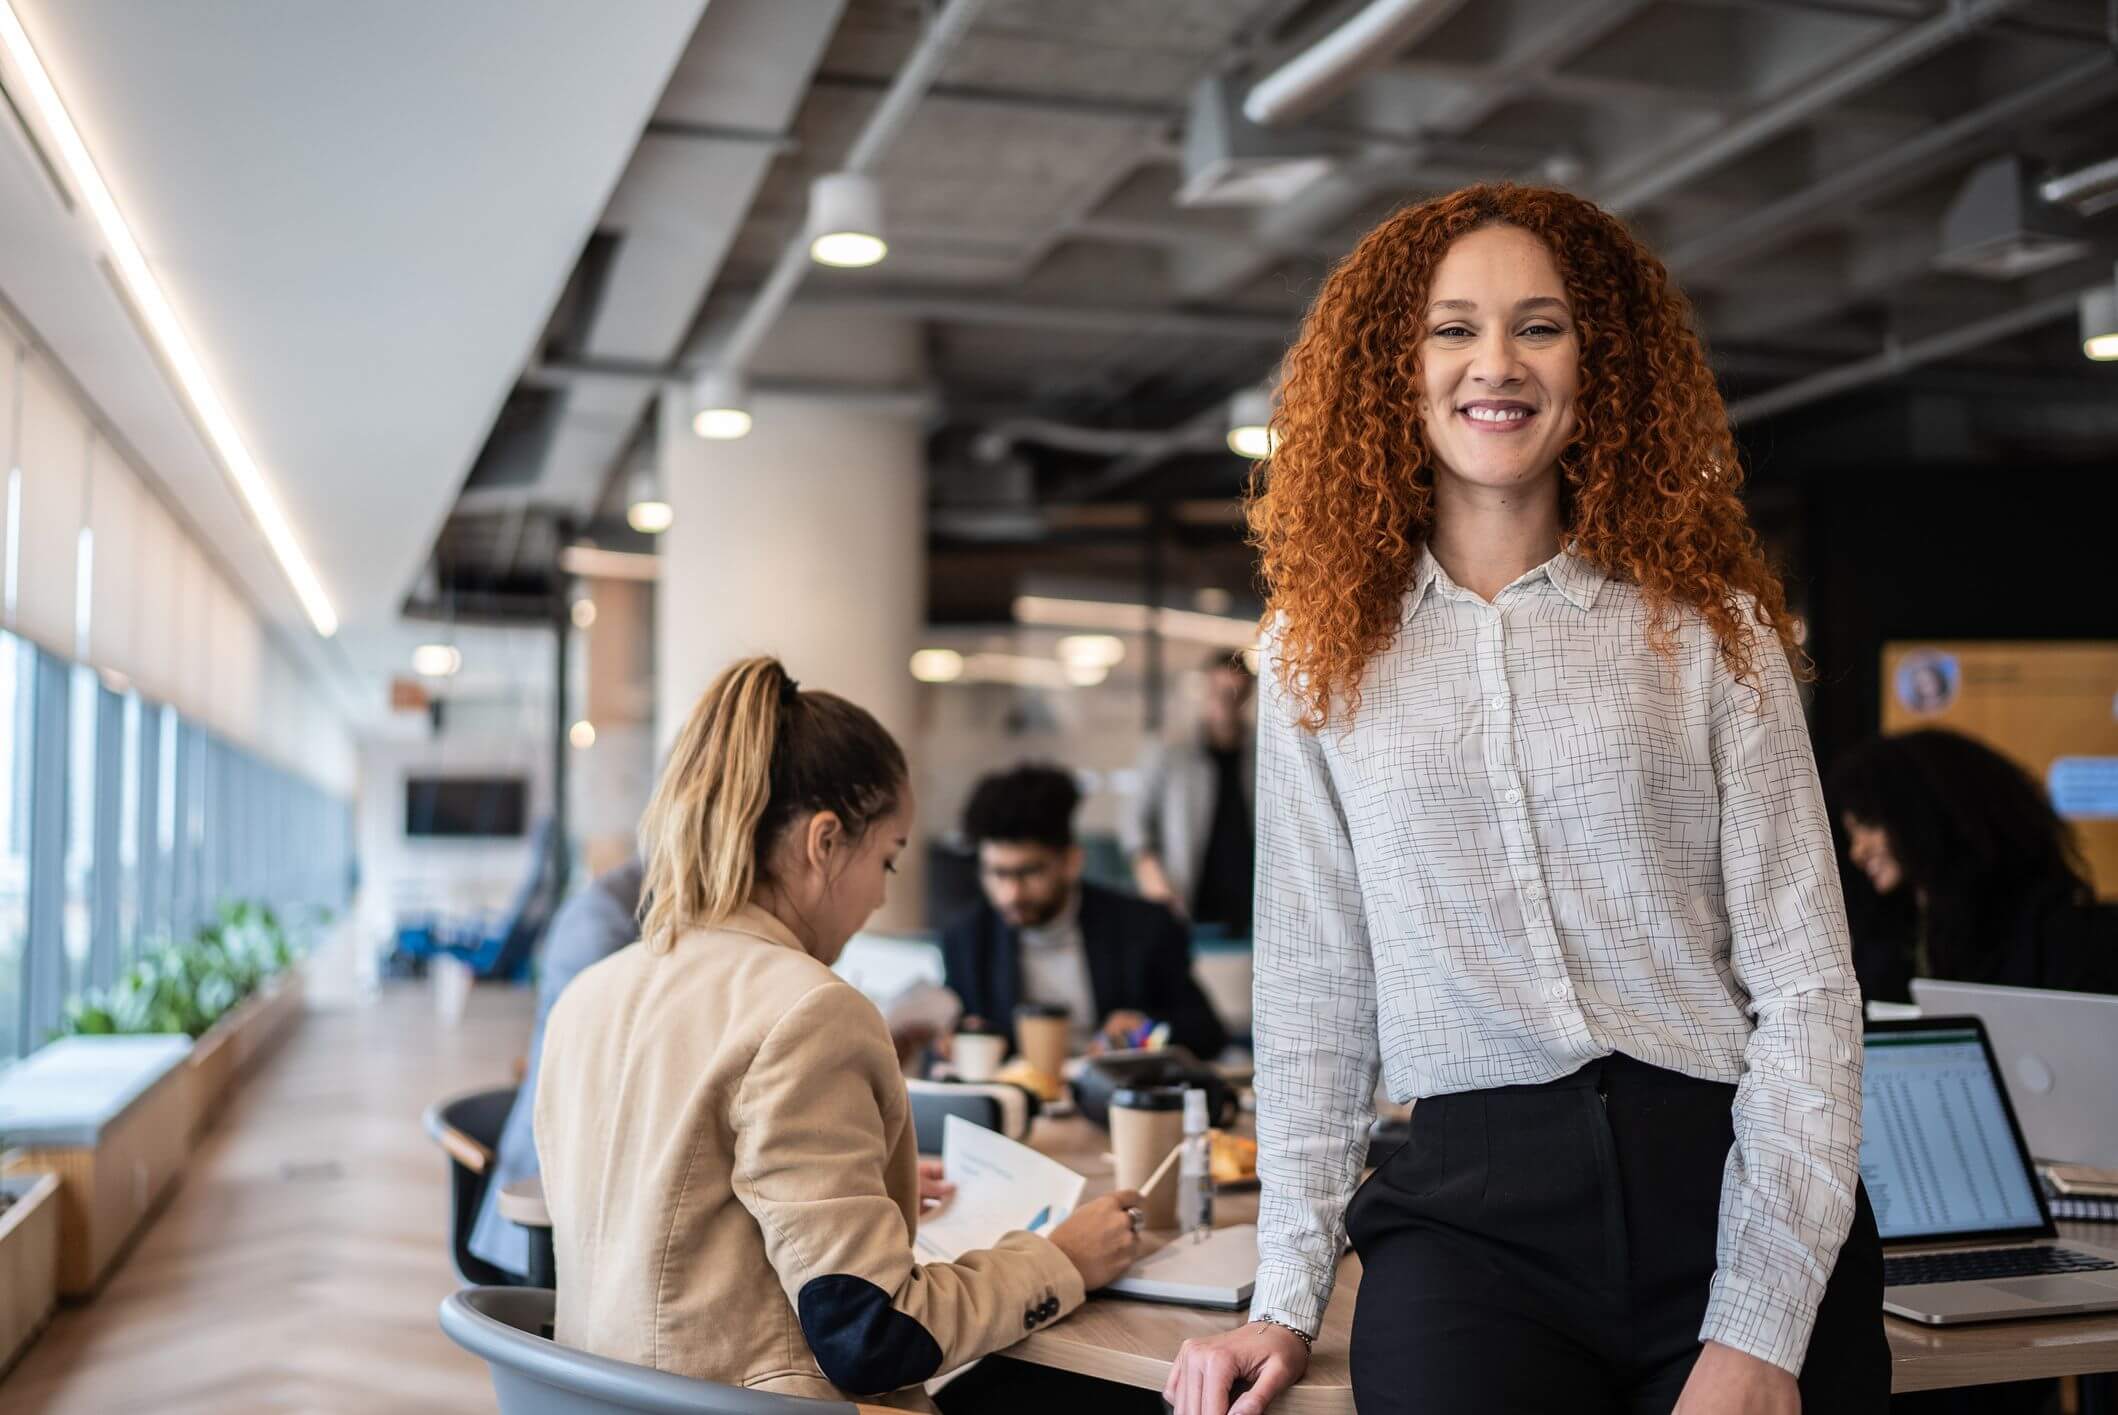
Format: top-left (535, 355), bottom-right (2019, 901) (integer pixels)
top-left (0, 632), bottom-right (32, 1059)
top-left (62, 664), bottom-right (96, 1004)
top-left (156, 703), bottom-right (179, 941)
top-left (116, 691), bottom-right (141, 966)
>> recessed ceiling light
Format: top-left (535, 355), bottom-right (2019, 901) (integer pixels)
top-left (568, 719), bottom-right (596, 749)
top-left (1057, 634), bottom-right (1125, 670)
top-left (910, 648), bottom-right (965, 683)
top-left (412, 643), bottom-right (461, 677)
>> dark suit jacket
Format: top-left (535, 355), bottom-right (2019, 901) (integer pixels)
top-left (939, 882), bottom-right (1228, 1060)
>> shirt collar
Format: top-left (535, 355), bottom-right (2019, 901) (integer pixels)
top-left (715, 902), bottom-right (810, 955)
top-left (1406, 544), bottom-right (1605, 618)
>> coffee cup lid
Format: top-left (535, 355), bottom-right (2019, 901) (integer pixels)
top-left (1111, 1085), bottom-right (1186, 1111)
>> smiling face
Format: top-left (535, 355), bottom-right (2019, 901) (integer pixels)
top-left (1843, 812), bottom-right (1904, 896)
top-left (1415, 224), bottom-right (1581, 499)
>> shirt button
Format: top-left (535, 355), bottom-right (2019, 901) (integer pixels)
top-left (1489, 694), bottom-right (1508, 711)
top-left (1504, 788), bottom-right (1522, 805)
top-left (1524, 882), bottom-right (1545, 901)
top-left (1546, 980), bottom-right (1571, 1000)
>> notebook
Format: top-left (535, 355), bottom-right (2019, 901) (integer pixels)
top-left (1103, 1223), bottom-right (1258, 1309)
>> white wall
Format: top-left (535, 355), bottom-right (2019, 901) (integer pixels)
top-left (353, 701), bottom-right (555, 948)
top-left (0, 310), bottom-right (355, 793)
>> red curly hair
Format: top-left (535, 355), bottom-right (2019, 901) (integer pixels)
top-left (1250, 183), bottom-right (1798, 730)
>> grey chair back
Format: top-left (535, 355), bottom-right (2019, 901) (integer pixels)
top-left (439, 1287), bottom-right (861, 1415)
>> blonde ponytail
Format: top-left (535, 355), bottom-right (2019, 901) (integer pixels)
top-left (638, 656), bottom-right (906, 954)
top-left (639, 657), bottom-right (786, 953)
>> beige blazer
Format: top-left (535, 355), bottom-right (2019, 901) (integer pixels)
top-left (535, 904), bottom-right (1082, 1409)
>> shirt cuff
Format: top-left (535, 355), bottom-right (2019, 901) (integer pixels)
top-left (1699, 1269), bottom-right (1822, 1377)
top-left (1248, 1259), bottom-right (1330, 1340)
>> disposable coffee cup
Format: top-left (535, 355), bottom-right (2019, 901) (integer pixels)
top-left (431, 954), bottom-right (473, 1026)
top-left (952, 1030), bottom-right (1007, 1083)
top-left (1013, 1003), bottom-right (1071, 1087)
top-left (1109, 1085), bottom-right (1186, 1230)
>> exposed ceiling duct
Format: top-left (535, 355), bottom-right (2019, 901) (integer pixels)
top-left (1241, 0), bottom-right (1467, 127)
top-left (1175, 72), bottom-right (1334, 208)
top-left (2042, 154), bottom-right (2118, 217)
top-left (692, 0), bottom-right (989, 415)
top-left (1935, 154), bottom-right (2092, 280)
top-left (1726, 287), bottom-right (2094, 425)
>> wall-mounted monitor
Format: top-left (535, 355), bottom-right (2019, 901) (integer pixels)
top-left (405, 776), bottom-right (528, 838)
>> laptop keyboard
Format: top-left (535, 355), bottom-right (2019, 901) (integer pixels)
top-left (1886, 1246), bottom-right (2118, 1287)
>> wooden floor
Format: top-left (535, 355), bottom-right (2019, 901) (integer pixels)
top-left (4, 981), bottom-right (535, 1414)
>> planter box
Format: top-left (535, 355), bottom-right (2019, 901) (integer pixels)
top-left (235, 967), bottom-right (304, 1074)
top-left (0, 1036), bottom-right (192, 1298)
top-left (0, 1172), bottom-right (60, 1376)
top-left (185, 966), bottom-right (306, 1136)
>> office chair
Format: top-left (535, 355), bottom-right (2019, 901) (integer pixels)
top-left (439, 1287), bottom-right (874, 1413)
top-left (423, 1086), bottom-right (524, 1287)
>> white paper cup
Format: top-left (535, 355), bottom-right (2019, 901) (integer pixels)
top-left (952, 1032), bottom-right (1007, 1083)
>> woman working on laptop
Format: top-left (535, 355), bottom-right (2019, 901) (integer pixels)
top-left (1167, 185), bottom-right (1886, 1414)
top-left (1830, 727), bottom-right (2118, 1003)
top-left (535, 658), bottom-right (1142, 1410)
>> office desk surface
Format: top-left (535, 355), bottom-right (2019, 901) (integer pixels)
top-left (1011, 1117), bottom-right (2118, 1409)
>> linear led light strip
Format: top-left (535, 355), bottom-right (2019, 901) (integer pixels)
top-left (0, 4), bottom-right (338, 637)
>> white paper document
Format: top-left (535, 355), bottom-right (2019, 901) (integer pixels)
top-left (914, 1115), bottom-right (1086, 1262)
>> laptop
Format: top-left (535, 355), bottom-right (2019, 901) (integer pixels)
top-left (1862, 1017), bottom-right (2118, 1324)
top-left (1908, 980), bottom-right (2118, 1170)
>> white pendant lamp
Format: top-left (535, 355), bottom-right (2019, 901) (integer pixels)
top-left (1226, 386), bottom-right (1277, 459)
top-left (625, 461), bottom-right (673, 534)
top-left (2082, 282), bottom-right (2118, 362)
top-left (808, 172), bottom-right (889, 269)
top-left (690, 369), bottom-right (754, 440)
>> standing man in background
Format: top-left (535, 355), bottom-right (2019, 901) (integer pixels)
top-left (1125, 653), bottom-right (1256, 937)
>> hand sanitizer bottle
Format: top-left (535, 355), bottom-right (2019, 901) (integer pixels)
top-left (1178, 1087), bottom-right (1214, 1238)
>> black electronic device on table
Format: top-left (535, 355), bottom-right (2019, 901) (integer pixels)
top-left (1070, 1048), bottom-right (1239, 1131)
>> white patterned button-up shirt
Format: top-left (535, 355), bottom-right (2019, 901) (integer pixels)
top-left (1248, 548), bottom-right (1863, 1376)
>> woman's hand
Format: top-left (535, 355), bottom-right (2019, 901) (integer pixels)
top-left (1047, 1190), bottom-right (1143, 1290)
top-left (1165, 1320), bottom-right (1309, 1415)
top-left (916, 1158), bottom-right (955, 1213)
top-left (1672, 1341), bottom-right (1799, 1415)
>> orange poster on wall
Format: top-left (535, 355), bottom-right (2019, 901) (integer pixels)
top-left (1881, 642), bottom-right (2118, 899)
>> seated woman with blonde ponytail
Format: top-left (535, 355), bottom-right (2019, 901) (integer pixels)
top-left (535, 657), bottom-right (1141, 1410)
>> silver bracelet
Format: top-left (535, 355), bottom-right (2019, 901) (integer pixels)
top-left (1256, 1316), bottom-right (1315, 1349)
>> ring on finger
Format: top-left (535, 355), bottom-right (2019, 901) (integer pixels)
top-left (1125, 1205), bottom-right (1144, 1234)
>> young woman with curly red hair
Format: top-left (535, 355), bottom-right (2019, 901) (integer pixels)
top-left (1167, 186), bottom-right (1885, 1415)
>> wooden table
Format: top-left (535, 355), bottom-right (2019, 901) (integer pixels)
top-left (1008, 1117), bottom-right (2118, 1410)
top-left (498, 1177), bottom-right (557, 1288)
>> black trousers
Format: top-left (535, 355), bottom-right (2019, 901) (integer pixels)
top-left (1346, 1053), bottom-right (1890, 1414)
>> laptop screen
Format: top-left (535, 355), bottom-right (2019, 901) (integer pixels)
top-left (1861, 1023), bottom-right (2049, 1243)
